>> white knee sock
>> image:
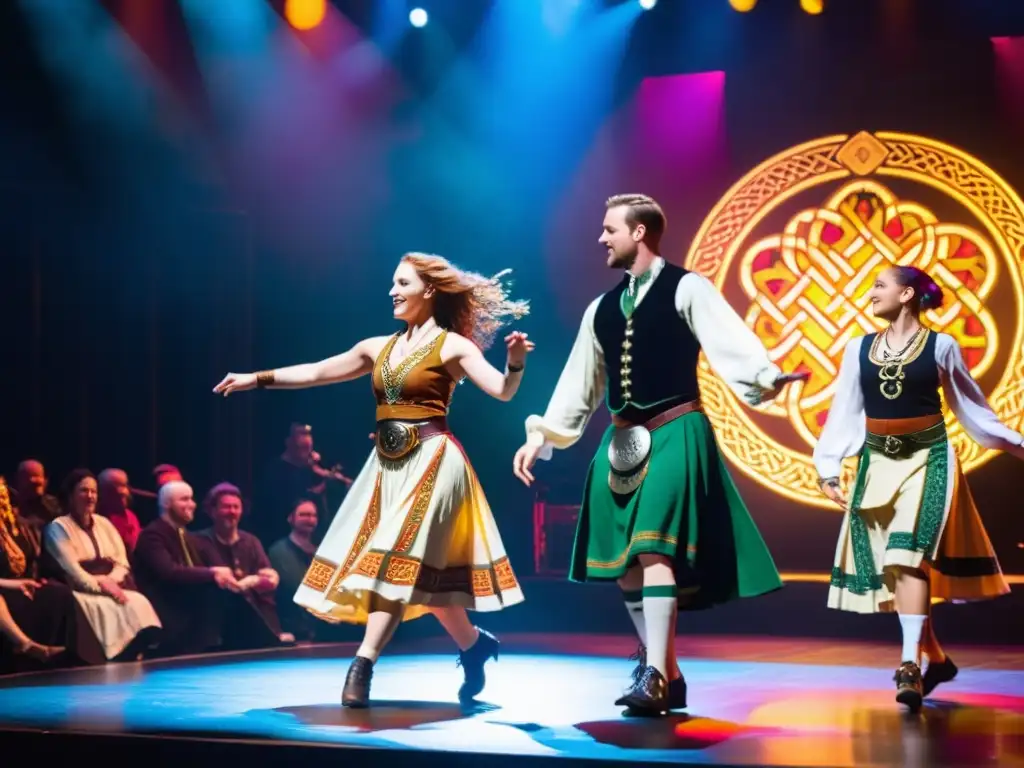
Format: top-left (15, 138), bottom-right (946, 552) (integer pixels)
top-left (642, 591), bottom-right (677, 679)
top-left (899, 614), bottom-right (926, 664)
top-left (622, 589), bottom-right (646, 645)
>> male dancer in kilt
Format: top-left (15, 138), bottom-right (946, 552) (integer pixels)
top-left (513, 194), bottom-right (806, 715)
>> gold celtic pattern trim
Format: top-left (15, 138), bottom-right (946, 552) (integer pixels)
top-left (333, 471), bottom-right (382, 588)
top-left (348, 549), bottom-right (519, 597)
top-left (301, 556), bottom-right (337, 592)
top-left (394, 439), bottom-right (447, 553)
top-left (379, 331), bottom-right (444, 405)
top-left (586, 531), bottom-right (681, 570)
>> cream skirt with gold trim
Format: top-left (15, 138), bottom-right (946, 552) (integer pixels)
top-left (828, 440), bottom-right (1009, 614)
top-left (293, 435), bottom-right (524, 625)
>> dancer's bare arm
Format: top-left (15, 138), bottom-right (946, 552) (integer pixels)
top-left (444, 331), bottom-right (534, 402)
top-left (213, 337), bottom-right (390, 395)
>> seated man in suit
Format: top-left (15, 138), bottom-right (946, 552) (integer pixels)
top-left (133, 481), bottom-right (241, 656)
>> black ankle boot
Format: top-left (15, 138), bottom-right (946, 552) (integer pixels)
top-left (922, 656), bottom-right (957, 697)
top-left (457, 628), bottom-right (499, 702)
top-left (342, 656), bottom-right (374, 708)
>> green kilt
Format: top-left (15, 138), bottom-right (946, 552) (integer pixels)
top-left (569, 411), bottom-right (783, 609)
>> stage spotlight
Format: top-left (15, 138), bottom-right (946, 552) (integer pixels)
top-left (409, 7), bottom-right (428, 27)
top-left (284, 0), bottom-right (326, 30)
top-left (728, 0), bottom-right (758, 11)
top-left (800, 0), bottom-right (824, 14)
top-left (639, 0), bottom-right (657, 10)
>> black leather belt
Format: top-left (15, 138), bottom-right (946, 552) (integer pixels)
top-left (864, 421), bottom-right (947, 459)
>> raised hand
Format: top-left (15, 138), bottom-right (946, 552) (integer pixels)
top-left (505, 331), bottom-right (536, 368)
top-left (213, 372), bottom-right (258, 397)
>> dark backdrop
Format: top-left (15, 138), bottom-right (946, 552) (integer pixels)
top-left (1, 0), bottom-right (1022, 574)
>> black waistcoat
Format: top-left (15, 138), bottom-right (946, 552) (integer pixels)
top-left (859, 330), bottom-right (941, 420)
top-left (593, 262), bottom-right (702, 421)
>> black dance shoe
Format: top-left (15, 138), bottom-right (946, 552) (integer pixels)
top-left (617, 665), bottom-right (670, 715)
top-left (457, 628), bottom-right (500, 702)
top-left (922, 656), bottom-right (958, 697)
top-left (624, 644), bottom-right (686, 710)
top-left (342, 656), bottom-right (374, 708)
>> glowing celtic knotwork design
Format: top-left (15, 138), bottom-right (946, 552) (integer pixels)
top-left (738, 179), bottom-right (999, 449)
top-left (686, 131), bottom-right (1024, 508)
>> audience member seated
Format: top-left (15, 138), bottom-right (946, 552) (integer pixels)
top-left (12, 460), bottom-right (61, 540)
top-left (195, 483), bottom-right (294, 647)
top-left (267, 498), bottom-right (319, 640)
top-left (98, 468), bottom-right (142, 556)
top-left (45, 469), bottom-right (161, 663)
top-left (0, 477), bottom-right (76, 672)
top-left (134, 481), bottom-right (250, 656)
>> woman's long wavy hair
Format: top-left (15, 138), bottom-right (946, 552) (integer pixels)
top-left (401, 253), bottom-right (529, 349)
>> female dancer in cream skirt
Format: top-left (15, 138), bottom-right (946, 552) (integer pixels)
top-left (815, 266), bottom-right (1022, 713)
top-left (214, 253), bottom-right (532, 707)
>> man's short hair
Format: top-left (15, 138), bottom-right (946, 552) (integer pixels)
top-left (204, 481), bottom-right (243, 511)
top-left (157, 481), bottom-right (192, 512)
top-left (605, 193), bottom-right (666, 250)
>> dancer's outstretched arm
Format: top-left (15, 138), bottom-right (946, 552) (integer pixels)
top-left (936, 333), bottom-right (1024, 459)
top-left (678, 273), bottom-right (805, 406)
top-left (213, 336), bottom-right (391, 395)
top-left (446, 331), bottom-right (534, 402)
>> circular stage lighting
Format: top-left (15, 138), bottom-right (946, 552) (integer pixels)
top-left (729, 0), bottom-right (758, 11)
top-left (409, 7), bottom-right (428, 27)
top-left (800, 0), bottom-right (824, 14)
top-left (639, 0), bottom-right (658, 10)
top-left (284, 0), bottom-right (326, 30)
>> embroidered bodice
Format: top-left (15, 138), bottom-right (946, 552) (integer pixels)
top-left (372, 330), bottom-right (455, 421)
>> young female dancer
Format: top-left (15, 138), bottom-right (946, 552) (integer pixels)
top-left (815, 265), bottom-right (1020, 712)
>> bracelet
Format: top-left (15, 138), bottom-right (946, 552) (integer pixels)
top-left (507, 363), bottom-right (524, 373)
top-left (817, 476), bottom-right (839, 490)
top-left (255, 370), bottom-right (276, 388)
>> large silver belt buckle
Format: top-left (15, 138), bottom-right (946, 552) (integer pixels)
top-left (883, 435), bottom-right (903, 457)
top-left (376, 421), bottom-right (420, 461)
top-left (607, 425), bottom-right (652, 495)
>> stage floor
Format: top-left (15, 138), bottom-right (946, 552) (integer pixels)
top-left (1, 634), bottom-right (1022, 767)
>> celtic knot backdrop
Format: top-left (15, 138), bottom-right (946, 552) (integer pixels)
top-left (686, 131), bottom-right (1024, 507)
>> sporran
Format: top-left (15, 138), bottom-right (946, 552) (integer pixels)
top-left (607, 425), bottom-right (652, 495)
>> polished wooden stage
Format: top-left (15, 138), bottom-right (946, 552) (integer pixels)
top-left (1, 633), bottom-right (1022, 767)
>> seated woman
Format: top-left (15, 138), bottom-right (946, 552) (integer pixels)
top-left (44, 469), bottom-right (161, 663)
top-left (0, 476), bottom-right (74, 671)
